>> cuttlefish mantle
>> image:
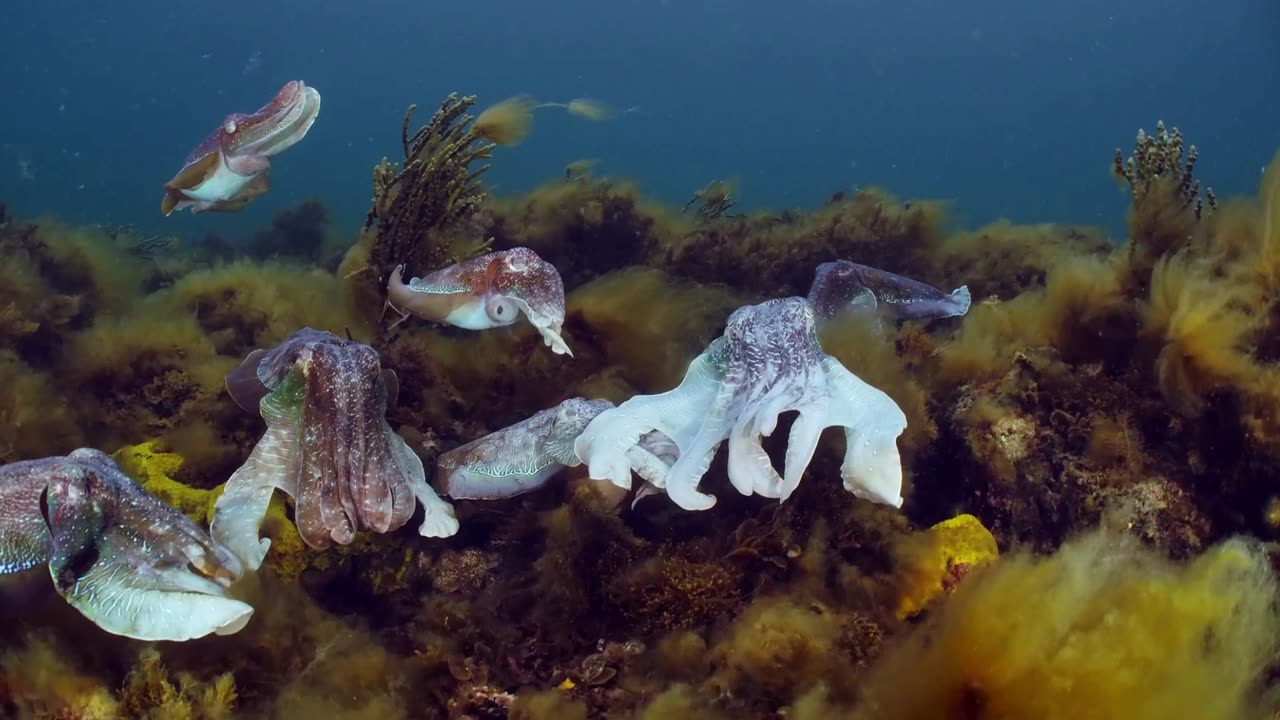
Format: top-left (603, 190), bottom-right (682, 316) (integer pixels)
top-left (161, 80), bottom-right (321, 216)
top-left (386, 247), bottom-right (572, 356)
top-left (435, 397), bottom-right (613, 500)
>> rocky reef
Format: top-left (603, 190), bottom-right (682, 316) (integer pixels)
top-left (1, 107), bottom-right (1279, 720)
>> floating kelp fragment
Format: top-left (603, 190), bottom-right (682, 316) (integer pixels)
top-left (0, 449), bottom-right (252, 641)
top-left (536, 97), bottom-right (614, 121)
top-left (473, 95), bottom-right (536, 146)
top-left (211, 328), bottom-right (458, 572)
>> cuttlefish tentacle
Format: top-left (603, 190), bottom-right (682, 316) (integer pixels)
top-left (384, 248), bottom-right (572, 355)
top-left (162, 79), bottom-right (321, 216)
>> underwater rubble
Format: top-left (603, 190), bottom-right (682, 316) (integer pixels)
top-left (1, 104), bottom-right (1280, 720)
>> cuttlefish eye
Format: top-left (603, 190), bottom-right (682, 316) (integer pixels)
top-left (507, 254), bottom-right (528, 272)
top-left (486, 295), bottom-right (519, 324)
top-left (225, 120), bottom-right (238, 134)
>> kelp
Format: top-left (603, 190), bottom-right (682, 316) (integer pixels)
top-left (1, 111), bottom-right (1279, 719)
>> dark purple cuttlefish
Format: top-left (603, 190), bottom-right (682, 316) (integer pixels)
top-left (807, 260), bottom-right (970, 323)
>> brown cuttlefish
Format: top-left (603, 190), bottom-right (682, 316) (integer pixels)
top-left (385, 247), bottom-right (573, 356)
top-left (161, 80), bottom-right (321, 215)
top-left (212, 328), bottom-right (459, 572)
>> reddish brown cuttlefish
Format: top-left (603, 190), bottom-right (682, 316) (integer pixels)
top-left (211, 328), bottom-right (459, 572)
top-left (386, 247), bottom-right (573, 356)
top-left (161, 80), bottom-right (321, 215)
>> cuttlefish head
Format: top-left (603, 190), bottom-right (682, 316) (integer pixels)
top-left (490, 247), bottom-right (572, 355)
top-left (40, 449), bottom-right (253, 641)
top-left (385, 247), bottom-right (572, 355)
top-left (161, 80), bottom-right (321, 216)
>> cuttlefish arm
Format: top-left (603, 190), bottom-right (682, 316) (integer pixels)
top-left (385, 247), bottom-right (573, 356)
top-left (162, 80), bottom-right (321, 216)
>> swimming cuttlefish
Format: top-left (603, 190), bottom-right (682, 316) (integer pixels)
top-left (807, 260), bottom-right (971, 324)
top-left (386, 247), bottom-right (573, 356)
top-left (161, 80), bottom-right (321, 216)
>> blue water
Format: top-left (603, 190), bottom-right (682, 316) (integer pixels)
top-left (0, 0), bottom-right (1275, 243)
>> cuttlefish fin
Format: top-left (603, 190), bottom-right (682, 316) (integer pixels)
top-left (160, 152), bottom-right (221, 216)
top-left (225, 349), bottom-right (269, 413)
top-left (381, 369), bottom-right (400, 410)
top-left (386, 264), bottom-right (477, 324)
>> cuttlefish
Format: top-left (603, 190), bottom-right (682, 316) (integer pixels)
top-left (386, 247), bottom-right (573, 356)
top-left (435, 397), bottom-right (614, 500)
top-left (574, 297), bottom-right (909, 511)
top-left (161, 79), bottom-right (321, 216)
top-left (807, 260), bottom-right (970, 324)
top-left (212, 328), bottom-right (459, 572)
top-left (434, 397), bottom-right (679, 511)
top-left (0, 449), bottom-right (253, 641)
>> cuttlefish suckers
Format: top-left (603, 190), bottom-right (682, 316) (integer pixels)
top-left (385, 247), bottom-right (573, 356)
top-left (807, 260), bottom-right (971, 323)
top-left (0, 449), bottom-right (253, 641)
top-left (161, 79), bottom-right (321, 215)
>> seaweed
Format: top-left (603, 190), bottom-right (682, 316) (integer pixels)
top-left (3, 102), bottom-right (1280, 720)
top-left (363, 94), bottom-right (494, 283)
